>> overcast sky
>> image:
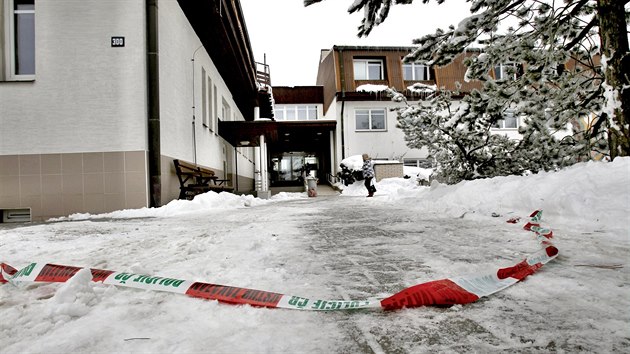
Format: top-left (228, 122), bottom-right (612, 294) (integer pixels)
top-left (240, 0), bottom-right (471, 87)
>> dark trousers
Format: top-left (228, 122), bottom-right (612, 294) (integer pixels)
top-left (364, 177), bottom-right (376, 193)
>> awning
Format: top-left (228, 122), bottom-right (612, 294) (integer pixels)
top-left (218, 120), bottom-right (336, 149)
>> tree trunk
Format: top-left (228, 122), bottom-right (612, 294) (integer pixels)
top-left (597, 0), bottom-right (630, 159)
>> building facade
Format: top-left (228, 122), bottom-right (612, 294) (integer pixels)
top-left (0, 0), bottom-right (269, 221)
top-left (1, 1), bottom-right (542, 222)
top-left (317, 46), bottom-right (485, 168)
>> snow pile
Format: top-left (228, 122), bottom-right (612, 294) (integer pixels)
top-left (403, 166), bottom-right (433, 181)
top-left (339, 176), bottom-right (423, 197)
top-left (1, 158), bottom-right (628, 352)
top-left (344, 158), bottom-right (629, 227)
top-left (340, 155), bottom-right (364, 170)
top-left (50, 268), bottom-right (99, 318)
top-left (51, 190), bottom-right (305, 221)
top-left (407, 83), bottom-right (437, 93)
top-left (356, 84), bottom-right (388, 93)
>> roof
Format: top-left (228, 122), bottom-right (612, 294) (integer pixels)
top-left (272, 86), bottom-right (324, 104)
top-left (177, 0), bottom-right (259, 120)
top-left (331, 45), bottom-right (416, 52)
top-left (218, 120), bottom-right (336, 149)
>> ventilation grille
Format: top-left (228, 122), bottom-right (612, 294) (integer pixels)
top-left (2, 208), bottom-right (32, 223)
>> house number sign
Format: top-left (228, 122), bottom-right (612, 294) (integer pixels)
top-left (111, 37), bottom-right (125, 47)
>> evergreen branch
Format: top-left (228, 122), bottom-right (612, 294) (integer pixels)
top-left (563, 16), bottom-right (598, 51)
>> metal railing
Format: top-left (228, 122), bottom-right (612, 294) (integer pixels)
top-left (326, 173), bottom-right (340, 185)
top-left (256, 61), bottom-right (270, 87)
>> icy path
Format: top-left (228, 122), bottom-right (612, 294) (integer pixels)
top-left (1, 194), bottom-right (628, 353)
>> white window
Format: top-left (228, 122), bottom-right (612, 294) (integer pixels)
top-left (206, 76), bottom-right (213, 131)
top-left (286, 107), bottom-right (295, 120)
top-left (403, 63), bottom-right (430, 81)
top-left (201, 67), bottom-right (207, 127)
top-left (212, 84), bottom-right (218, 133)
top-left (1, 0), bottom-right (35, 80)
top-left (275, 105), bottom-right (318, 121)
top-left (221, 98), bottom-right (231, 121)
top-left (355, 108), bottom-right (386, 131)
top-left (494, 109), bottom-right (519, 129)
top-left (353, 59), bottom-right (383, 80)
top-left (493, 63), bottom-right (517, 81)
top-left (403, 158), bottom-right (432, 168)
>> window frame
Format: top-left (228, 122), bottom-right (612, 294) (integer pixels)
top-left (403, 158), bottom-right (433, 169)
top-left (201, 67), bottom-right (207, 128)
top-left (355, 108), bottom-right (387, 132)
top-left (353, 58), bottom-right (384, 80)
top-left (274, 104), bottom-right (318, 121)
top-left (402, 62), bottom-right (430, 81)
top-left (212, 84), bottom-right (218, 134)
top-left (493, 63), bottom-right (517, 81)
top-left (3, 0), bottom-right (36, 81)
top-left (493, 109), bottom-right (519, 129)
top-left (206, 76), bottom-right (214, 132)
top-left (221, 98), bottom-right (231, 122)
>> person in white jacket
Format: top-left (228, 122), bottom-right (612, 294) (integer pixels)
top-left (361, 154), bottom-right (377, 197)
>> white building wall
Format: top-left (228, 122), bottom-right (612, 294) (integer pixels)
top-left (323, 95), bottom-right (528, 174)
top-left (0, 0), bottom-right (148, 155)
top-left (337, 100), bottom-right (428, 162)
top-left (0, 0), bottom-right (150, 220)
top-left (158, 0), bottom-right (254, 194)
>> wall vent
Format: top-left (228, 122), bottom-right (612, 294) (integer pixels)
top-left (1, 208), bottom-right (32, 223)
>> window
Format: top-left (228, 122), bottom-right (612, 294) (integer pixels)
top-left (212, 84), bottom-right (218, 133)
top-left (493, 63), bottom-right (517, 81)
top-left (206, 76), bottom-right (213, 131)
top-left (494, 109), bottom-right (519, 129)
top-left (201, 67), bottom-right (207, 127)
top-left (1, 0), bottom-right (35, 80)
top-left (403, 158), bottom-right (432, 168)
top-left (353, 59), bottom-right (383, 80)
top-left (221, 98), bottom-right (231, 121)
top-left (403, 63), bottom-right (430, 81)
top-left (275, 105), bottom-right (318, 121)
top-left (355, 108), bottom-right (386, 131)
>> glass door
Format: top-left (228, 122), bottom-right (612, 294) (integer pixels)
top-left (271, 153), bottom-right (304, 185)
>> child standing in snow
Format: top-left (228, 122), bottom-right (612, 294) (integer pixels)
top-left (362, 153), bottom-right (377, 197)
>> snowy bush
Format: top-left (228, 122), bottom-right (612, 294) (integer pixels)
top-left (338, 155), bottom-right (365, 186)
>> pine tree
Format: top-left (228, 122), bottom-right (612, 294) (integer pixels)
top-left (305, 0), bottom-right (630, 168)
top-left (392, 87), bottom-right (516, 182)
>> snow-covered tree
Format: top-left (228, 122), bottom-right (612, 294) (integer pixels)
top-left (305, 0), bottom-right (630, 164)
top-left (388, 83), bottom-right (581, 183)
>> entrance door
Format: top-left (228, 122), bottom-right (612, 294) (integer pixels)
top-left (270, 152), bottom-right (319, 186)
top-left (223, 142), bottom-right (233, 182)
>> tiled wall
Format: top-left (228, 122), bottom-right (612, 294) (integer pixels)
top-left (374, 163), bottom-right (403, 182)
top-left (0, 151), bottom-right (148, 221)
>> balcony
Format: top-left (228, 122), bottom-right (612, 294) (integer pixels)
top-left (256, 61), bottom-right (271, 87)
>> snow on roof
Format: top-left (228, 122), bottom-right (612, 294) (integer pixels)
top-left (356, 84), bottom-right (389, 93)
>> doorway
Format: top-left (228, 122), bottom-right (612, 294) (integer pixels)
top-left (270, 152), bottom-right (319, 186)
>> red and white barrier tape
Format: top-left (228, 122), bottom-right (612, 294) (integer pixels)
top-left (1, 210), bottom-right (557, 311)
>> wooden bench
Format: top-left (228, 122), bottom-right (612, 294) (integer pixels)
top-left (173, 159), bottom-right (233, 200)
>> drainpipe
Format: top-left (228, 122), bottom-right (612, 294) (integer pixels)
top-left (147, 0), bottom-right (161, 207)
top-left (234, 146), bottom-right (239, 192)
top-left (191, 45), bottom-right (203, 164)
top-left (339, 49), bottom-right (346, 160)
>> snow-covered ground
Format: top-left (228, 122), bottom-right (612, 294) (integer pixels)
top-left (1, 158), bottom-right (628, 353)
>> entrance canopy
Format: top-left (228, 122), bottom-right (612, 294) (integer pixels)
top-left (218, 120), bottom-right (336, 150)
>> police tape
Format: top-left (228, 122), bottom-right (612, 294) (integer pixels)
top-left (0, 210), bottom-right (557, 311)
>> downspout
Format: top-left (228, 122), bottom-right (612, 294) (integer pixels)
top-left (339, 49), bottom-right (346, 159)
top-left (147, 0), bottom-right (161, 207)
top-left (234, 146), bottom-right (239, 192)
top-left (191, 45), bottom-right (203, 164)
